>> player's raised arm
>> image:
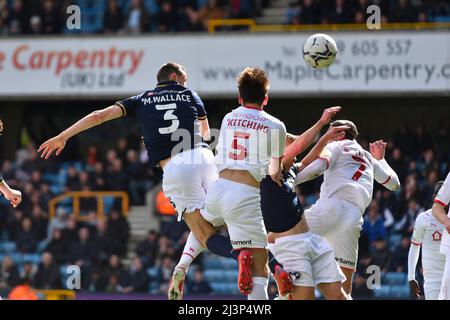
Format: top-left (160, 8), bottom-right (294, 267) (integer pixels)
top-left (370, 140), bottom-right (400, 191)
top-left (38, 105), bottom-right (124, 159)
top-left (283, 106), bottom-right (341, 163)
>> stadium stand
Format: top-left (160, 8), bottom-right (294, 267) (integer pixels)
top-left (1, 0), bottom-right (449, 35)
top-left (0, 119), bottom-right (448, 298)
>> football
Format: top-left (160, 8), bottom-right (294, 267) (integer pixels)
top-left (302, 33), bottom-right (338, 69)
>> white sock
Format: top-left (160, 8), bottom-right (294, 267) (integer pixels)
top-left (247, 277), bottom-right (269, 300)
top-left (175, 232), bottom-right (206, 272)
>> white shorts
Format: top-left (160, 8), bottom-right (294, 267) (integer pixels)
top-left (304, 198), bottom-right (363, 271)
top-left (425, 281), bottom-right (442, 300)
top-left (162, 147), bottom-right (218, 221)
top-left (268, 232), bottom-right (346, 287)
top-left (202, 178), bottom-right (267, 249)
top-left (439, 254), bottom-right (450, 300)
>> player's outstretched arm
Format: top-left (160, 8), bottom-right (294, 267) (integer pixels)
top-left (0, 177), bottom-right (22, 208)
top-left (38, 105), bottom-right (123, 159)
top-left (407, 243), bottom-right (421, 299)
top-left (283, 106), bottom-right (341, 162)
top-left (371, 140), bottom-right (400, 191)
top-left (199, 119), bottom-right (211, 142)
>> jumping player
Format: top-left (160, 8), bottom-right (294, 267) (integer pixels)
top-left (294, 121), bottom-right (400, 296)
top-left (408, 181), bottom-right (446, 300)
top-left (200, 67), bottom-right (286, 299)
top-left (263, 111), bottom-right (350, 300)
top-left (431, 172), bottom-right (450, 300)
top-left (37, 63), bottom-right (221, 297)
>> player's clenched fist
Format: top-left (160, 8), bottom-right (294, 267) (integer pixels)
top-left (0, 180), bottom-right (22, 208)
top-left (38, 135), bottom-right (67, 159)
top-left (370, 140), bottom-right (387, 160)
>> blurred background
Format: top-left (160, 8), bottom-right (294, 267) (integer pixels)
top-left (0, 0), bottom-right (449, 300)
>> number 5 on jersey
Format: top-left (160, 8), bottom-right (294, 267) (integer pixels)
top-left (229, 132), bottom-right (250, 160)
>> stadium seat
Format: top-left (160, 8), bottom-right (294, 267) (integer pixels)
top-left (390, 285), bottom-right (411, 299)
top-left (223, 270), bottom-right (238, 282)
top-left (373, 285), bottom-right (391, 299)
top-left (383, 272), bottom-right (407, 285)
top-left (147, 267), bottom-right (159, 279)
top-left (204, 269), bottom-right (225, 282)
top-left (0, 241), bottom-right (17, 254)
top-left (389, 234), bottom-right (402, 248)
top-left (22, 253), bottom-right (41, 265)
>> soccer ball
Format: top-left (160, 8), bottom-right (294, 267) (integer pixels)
top-left (302, 33), bottom-right (338, 69)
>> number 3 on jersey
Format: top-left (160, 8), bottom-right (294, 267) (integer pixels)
top-left (229, 132), bottom-right (250, 160)
top-left (156, 103), bottom-right (179, 134)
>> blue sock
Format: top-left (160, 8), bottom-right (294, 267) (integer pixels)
top-left (268, 251), bottom-right (282, 274)
top-left (206, 234), bottom-right (239, 261)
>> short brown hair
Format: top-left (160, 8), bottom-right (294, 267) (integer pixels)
top-left (329, 120), bottom-right (358, 140)
top-left (157, 62), bottom-right (186, 82)
top-left (237, 67), bottom-right (269, 105)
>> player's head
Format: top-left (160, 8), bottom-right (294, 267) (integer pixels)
top-left (237, 67), bottom-right (270, 108)
top-left (434, 180), bottom-right (445, 199)
top-left (329, 120), bottom-right (358, 140)
top-left (157, 62), bottom-right (187, 86)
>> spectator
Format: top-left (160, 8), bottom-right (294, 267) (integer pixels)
top-left (46, 208), bottom-right (68, 242)
top-left (33, 252), bottom-right (61, 289)
top-left (103, 0), bottom-right (124, 33)
top-left (156, 1), bottom-right (177, 32)
top-left (390, 234), bottom-right (410, 272)
top-left (122, 257), bottom-right (149, 293)
top-left (389, 0), bottom-right (417, 23)
top-left (371, 238), bottom-right (391, 273)
top-left (298, 0), bottom-right (322, 24)
top-left (107, 210), bottom-right (130, 257)
top-left (104, 254), bottom-right (126, 288)
top-left (6, 209), bottom-right (24, 241)
top-left (328, 0), bottom-right (354, 23)
top-left (187, 269), bottom-right (212, 295)
top-left (62, 215), bottom-right (79, 246)
top-left (156, 255), bottom-right (175, 294)
top-left (135, 230), bottom-right (159, 267)
top-left (394, 199), bottom-right (423, 235)
top-left (16, 217), bottom-right (38, 253)
top-left (40, 0), bottom-right (61, 34)
top-left (124, 0), bottom-right (150, 34)
top-left (44, 228), bottom-right (67, 264)
top-left (94, 219), bottom-right (121, 262)
top-left (0, 256), bottom-right (21, 296)
top-left (362, 201), bottom-right (387, 243)
top-left (107, 159), bottom-right (128, 191)
top-left (199, 0), bottom-right (227, 30)
top-left (6, 0), bottom-right (27, 35)
top-left (31, 205), bottom-right (48, 241)
top-left (352, 273), bottom-right (374, 299)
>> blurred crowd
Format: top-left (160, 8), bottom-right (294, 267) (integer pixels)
top-left (0, 0), bottom-right (269, 35)
top-left (0, 135), bottom-right (164, 297)
top-left (1, 0), bottom-right (449, 36)
top-left (1, 118), bottom-right (450, 297)
top-left (285, 0), bottom-right (450, 25)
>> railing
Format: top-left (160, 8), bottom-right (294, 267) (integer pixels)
top-left (48, 191), bottom-right (129, 221)
top-left (208, 20), bottom-right (450, 33)
top-left (34, 290), bottom-right (76, 300)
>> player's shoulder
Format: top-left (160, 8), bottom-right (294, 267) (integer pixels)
top-left (415, 209), bottom-right (432, 224)
top-left (261, 110), bottom-right (286, 129)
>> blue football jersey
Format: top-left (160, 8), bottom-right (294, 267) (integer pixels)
top-left (260, 166), bottom-right (304, 233)
top-left (116, 81), bottom-right (207, 167)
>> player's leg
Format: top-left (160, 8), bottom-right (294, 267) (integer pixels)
top-left (290, 286), bottom-right (316, 300)
top-left (317, 282), bottom-right (348, 300)
top-left (214, 180), bottom-right (269, 299)
top-left (267, 234), bottom-right (316, 300)
top-left (310, 234), bottom-right (348, 300)
top-left (165, 148), bottom-right (219, 299)
top-left (326, 201), bottom-right (363, 296)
